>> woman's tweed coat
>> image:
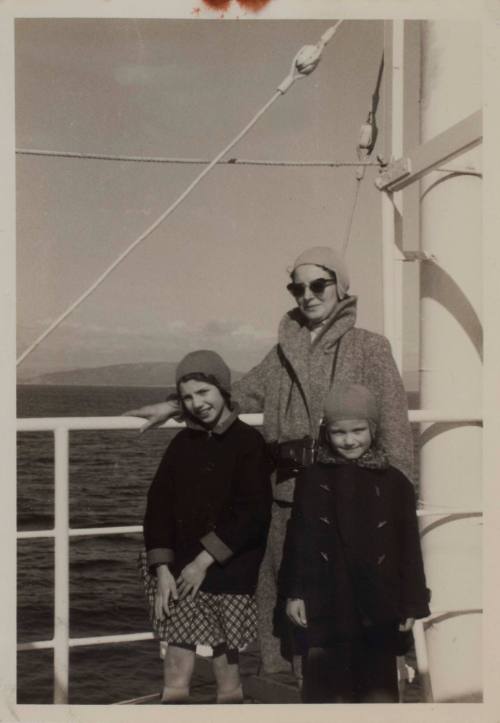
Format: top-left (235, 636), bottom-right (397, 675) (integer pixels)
top-left (231, 295), bottom-right (414, 673)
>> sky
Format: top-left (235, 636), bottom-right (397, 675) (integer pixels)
top-left (16, 17), bottom-right (410, 379)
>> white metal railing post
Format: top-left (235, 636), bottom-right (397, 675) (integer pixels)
top-left (413, 620), bottom-right (433, 700)
top-left (381, 190), bottom-right (402, 369)
top-left (53, 426), bottom-right (70, 704)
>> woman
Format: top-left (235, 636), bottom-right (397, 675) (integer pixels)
top-left (127, 245), bottom-right (413, 674)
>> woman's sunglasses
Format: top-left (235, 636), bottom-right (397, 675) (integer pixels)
top-left (286, 277), bottom-right (337, 298)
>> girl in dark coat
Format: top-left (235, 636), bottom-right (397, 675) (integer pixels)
top-left (279, 383), bottom-right (430, 703)
top-left (141, 350), bottom-right (272, 703)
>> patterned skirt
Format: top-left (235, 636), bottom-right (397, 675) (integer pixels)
top-left (139, 551), bottom-right (258, 650)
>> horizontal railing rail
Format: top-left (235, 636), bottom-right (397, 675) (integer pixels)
top-left (16, 410), bottom-right (483, 703)
top-left (17, 409), bottom-right (483, 431)
top-left (18, 631), bottom-right (155, 652)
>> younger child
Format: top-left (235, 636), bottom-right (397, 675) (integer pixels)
top-left (279, 383), bottom-right (430, 703)
top-left (141, 350), bottom-right (272, 704)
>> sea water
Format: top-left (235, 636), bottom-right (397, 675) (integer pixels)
top-left (17, 385), bottom-right (180, 704)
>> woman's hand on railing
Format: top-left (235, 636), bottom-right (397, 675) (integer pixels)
top-left (123, 400), bottom-right (181, 433)
top-left (155, 565), bottom-right (179, 619)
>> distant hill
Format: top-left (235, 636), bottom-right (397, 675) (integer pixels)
top-left (21, 361), bottom-right (244, 387)
top-left (20, 362), bottom-right (417, 396)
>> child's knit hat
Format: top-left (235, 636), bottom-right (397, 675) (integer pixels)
top-left (290, 245), bottom-right (350, 299)
top-left (175, 350), bottom-right (231, 394)
top-left (323, 383), bottom-right (378, 425)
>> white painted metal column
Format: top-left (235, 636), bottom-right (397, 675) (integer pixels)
top-left (53, 426), bottom-right (70, 704)
top-left (381, 20), bottom-right (405, 371)
top-left (419, 20), bottom-right (482, 702)
top-left (381, 193), bottom-right (404, 370)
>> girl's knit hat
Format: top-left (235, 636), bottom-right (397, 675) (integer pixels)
top-left (291, 245), bottom-right (350, 299)
top-left (323, 383), bottom-right (378, 425)
top-left (175, 350), bottom-right (231, 394)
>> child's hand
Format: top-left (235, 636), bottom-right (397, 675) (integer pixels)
top-left (286, 598), bottom-right (308, 628)
top-left (155, 566), bottom-right (179, 619)
top-left (177, 551), bottom-right (214, 600)
top-left (399, 617), bottom-right (415, 632)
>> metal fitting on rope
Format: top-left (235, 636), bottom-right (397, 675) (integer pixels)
top-left (355, 114), bottom-right (375, 180)
top-left (295, 44), bottom-right (323, 75)
top-left (277, 21), bottom-right (342, 94)
top-left (358, 121), bottom-right (373, 150)
top-left (355, 148), bottom-right (369, 181)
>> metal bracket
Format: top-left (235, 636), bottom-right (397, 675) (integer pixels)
top-left (375, 157), bottom-right (412, 190)
top-left (374, 111), bottom-right (481, 193)
top-left (402, 251), bottom-right (436, 262)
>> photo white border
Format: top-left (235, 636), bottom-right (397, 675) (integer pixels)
top-left (2, 1), bottom-right (499, 721)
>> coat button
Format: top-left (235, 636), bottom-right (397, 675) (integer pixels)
top-left (320, 551), bottom-right (329, 562)
top-left (377, 520), bottom-right (388, 528)
top-left (319, 483), bottom-right (330, 492)
top-left (319, 516), bottom-right (331, 525)
top-left (377, 553), bottom-right (386, 565)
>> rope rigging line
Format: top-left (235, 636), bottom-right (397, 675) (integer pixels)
top-left (17, 21), bottom-right (343, 367)
top-left (341, 176), bottom-right (363, 256)
top-left (16, 148), bottom-right (379, 167)
top-left (340, 53), bottom-right (384, 255)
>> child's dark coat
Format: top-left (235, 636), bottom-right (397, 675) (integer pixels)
top-left (144, 414), bottom-right (272, 595)
top-left (278, 461), bottom-right (430, 646)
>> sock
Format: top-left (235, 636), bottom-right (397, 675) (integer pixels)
top-left (161, 685), bottom-right (190, 703)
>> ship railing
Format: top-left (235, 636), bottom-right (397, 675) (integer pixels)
top-left (16, 410), bottom-right (482, 704)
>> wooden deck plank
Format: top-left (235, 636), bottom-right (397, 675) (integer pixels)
top-left (243, 674), bottom-right (300, 704)
top-left (129, 648), bottom-right (300, 704)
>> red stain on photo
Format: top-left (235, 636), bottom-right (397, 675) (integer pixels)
top-left (238, 0), bottom-right (271, 10)
top-left (202, 0), bottom-right (232, 10)
top-left (201, 0), bottom-right (271, 11)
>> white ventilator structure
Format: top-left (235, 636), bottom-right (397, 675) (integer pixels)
top-left (378, 20), bottom-right (482, 702)
top-left (419, 20), bottom-right (482, 703)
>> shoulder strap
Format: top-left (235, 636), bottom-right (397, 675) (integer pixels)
top-left (313, 337), bottom-right (344, 462)
top-left (277, 343), bottom-right (314, 433)
top-left (316, 336), bottom-right (342, 433)
top-left (329, 335), bottom-right (342, 388)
